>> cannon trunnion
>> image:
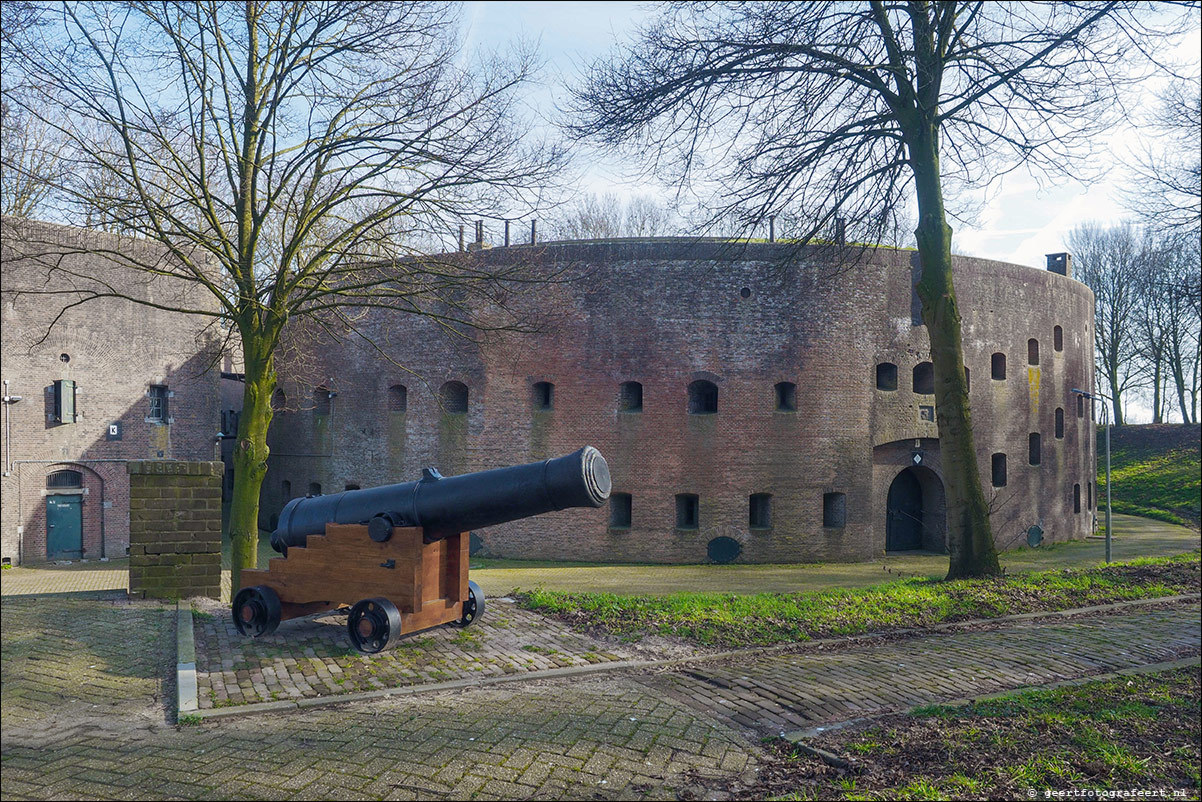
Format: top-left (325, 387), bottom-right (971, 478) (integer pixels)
top-left (232, 447), bottom-right (610, 652)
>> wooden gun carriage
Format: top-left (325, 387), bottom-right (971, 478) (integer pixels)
top-left (232, 447), bottom-right (611, 652)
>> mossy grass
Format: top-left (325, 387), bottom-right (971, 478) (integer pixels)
top-left (519, 553), bottom-right (1199, 648)
top-left (760, 668), bottom-right (1201, 800)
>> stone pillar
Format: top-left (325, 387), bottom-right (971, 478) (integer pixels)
top-left (127, 460), bottom-right (223, 599)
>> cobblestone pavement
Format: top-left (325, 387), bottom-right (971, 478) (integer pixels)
top-left (3, 595), bottom-right (1200, 800)
top-left (1, 597), bottom-right (174, 733)
top-left (1, 562), bottom-right (129, 596)
top-left (651, 603), bottom-right (1202, 738)
top-left (192, 597), bottom-right (702, 710)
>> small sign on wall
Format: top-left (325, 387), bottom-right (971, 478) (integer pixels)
top-left (106, 422), bottom-right (123, 440)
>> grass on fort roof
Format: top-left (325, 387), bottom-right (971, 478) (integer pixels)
top-left (517, 552), bottom-right (1200, 648)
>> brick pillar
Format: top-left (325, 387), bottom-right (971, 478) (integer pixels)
top-left (127, 460), bottom-right (223, 599)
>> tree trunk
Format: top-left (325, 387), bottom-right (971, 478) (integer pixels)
top-left (909, 128), bottom-right (1001, 580)
top-left (228, 341), bottom-right (275, 594)
top-left (1152, 357), bottom-right (1163, 423)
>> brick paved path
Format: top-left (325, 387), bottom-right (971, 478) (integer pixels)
top-left (192, 597), bottom-right (694, 710)
top-left (2, 597), bottom-right (1198, 800)
top-left (652, 604), bottom-right (1202, 738)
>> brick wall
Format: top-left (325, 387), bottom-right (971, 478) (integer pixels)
top-left (128, 460), bottom-right (223, 599)
top-left (1, 217), bottom-right (222, 565)
top-left (261, 240), bottom-right (1096, 564)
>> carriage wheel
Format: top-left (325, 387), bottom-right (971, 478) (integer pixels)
top-left (232, 585), bottom-right (282, 637)
top-left (347, 597), bottom-right (402, 653)
top-left (451, 580), bottom-right (484, 629)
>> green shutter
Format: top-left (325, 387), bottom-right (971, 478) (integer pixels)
top-left (54, 379), bottom-right (76, 423)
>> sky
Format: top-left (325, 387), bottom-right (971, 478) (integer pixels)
top-left (461, 1), bottom-right (1200, 272)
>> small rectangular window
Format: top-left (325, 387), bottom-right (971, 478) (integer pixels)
top-left (1054, 325), bottom-right (1063, 352)
top-left (1055, 408), bottom-right (1064, 439)
top-left (619, 381), bottom-right (643, 412)
top-left (610, 493), bottom-right (632, 528)
top-left (53, 379), bottom-right (76, 424)
top-left (1029, 432), bottom-right (1041, 466)
top-left (148, 385), bottom-right (169, 423)
top-left (822, 492), bottom-right (846, 528)
top-left (1073, 483), bottom-right (1081, 514)
top-left (533, 381), bottom-right (554, 411)
top-left (749, 494), bottom-right (772, 529)
top-left (1077, 394), bottom-right (1085, 418)
top-left (675, 494), bottom-right (699, 529)
top-left (774, 382), bottom-right (797, 412)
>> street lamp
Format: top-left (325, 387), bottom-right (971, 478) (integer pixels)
top-left (1071, 388), bottom-right (1112, 563)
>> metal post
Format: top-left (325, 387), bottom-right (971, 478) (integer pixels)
top-left (768, 216), bottom-right (775, 243)
top-left (1104, 404), bottom-right (1112, 563)
top-left (530, 220), bottom-right (537, 245)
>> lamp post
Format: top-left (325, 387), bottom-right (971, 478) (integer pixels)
top-left (1072, 388), bottom-right (1111, 563)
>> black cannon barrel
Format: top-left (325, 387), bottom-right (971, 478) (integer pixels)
top-left (270, 446), bottom-right (611, 553)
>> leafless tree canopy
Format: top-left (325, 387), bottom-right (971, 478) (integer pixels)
top-left (549, 192), bottom-right (675, 240)
top-left (8, 1), bottom-right (564, 330)
top-left (1122, 77), bottom-right (1202, 236)
top-left (568, 2), bottom-right (1193, 241)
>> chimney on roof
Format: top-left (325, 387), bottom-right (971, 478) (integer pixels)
top-left (1046, 252), bottom-right (1071, 277)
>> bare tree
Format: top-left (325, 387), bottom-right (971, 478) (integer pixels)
top-left (1122, 77), bottom-right (1202, 236)
top-left (0, 1), bottom-right (63, 218)
top-left (568, 1), bottom-right (1193, 578)
top-left (7, 1), bottom-right (563, 591)
top-left (1068, 223), bottom-right (1147, 426)
top-left (549, 192), bottom-right (673, 239)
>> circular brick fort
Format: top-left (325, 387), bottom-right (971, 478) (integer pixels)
top-left (264, 239), bottom-right (1096, 564)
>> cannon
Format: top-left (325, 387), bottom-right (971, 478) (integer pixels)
top-left (233, 446), bottom-right (610, 652)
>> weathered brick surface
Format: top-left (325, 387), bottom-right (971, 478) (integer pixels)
top-left (191, 597), bottom-right (688, 710)
top-left (127, 460), bottom-right (224, 599)
top-left (1, 595), bottom-right (1195, 801)
top-left (1, 218), bottom-right (222, 566)
top-left (263, 240), bottom-right (1095, 564)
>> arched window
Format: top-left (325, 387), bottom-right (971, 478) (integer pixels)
top-left (440, 381), bottom-right (468, 413)
top-left (1054, 325), bottom-right (1063, 352)
top-left (687, 380), bottom-right (718, 414)
top-left (313, 386), bottom-right (331, 415)
top-left (619, 381), bottom-right (643, 412)
top-left (281, 479), bottom-right (291, 501)
top-left (271, 388), bottom-right (286, 413)
top-left (991, 454), bottom-right (1007, 487)
top-left (876, 363), bottom-right (898, 391)
top-left (991, 353), bottom-right (1007, 380)
top-left (774, 382), bottom-right (796, 411)
top-left (47, 470), bottom-right (82, 489)
top-left (912, 362), bottom-right (934, 395)
top-left (1073, 483), bottom-right (1081, 513)
top-left (533, 381), bottom-right (554, 411)
top-left (1029, 433), bottom-right (1041, 466)
top-left (1028, 338), bottom-right (1040, 365)
top-left (1055, 408), bottom-right (1065, 439)
top-left (308, 482), bottom-right (322, 496)
top-left (387, 384), bottom-right (407, 413)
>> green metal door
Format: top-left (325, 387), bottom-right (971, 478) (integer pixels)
top-left (46, 495), bottom-right (83, 560)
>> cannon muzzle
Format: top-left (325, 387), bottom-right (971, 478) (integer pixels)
top-left (271, 446), bottom-right (610, 553)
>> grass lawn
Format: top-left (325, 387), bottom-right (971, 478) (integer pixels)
top-left (746, 667), bottom-right (1201, 801)
top-left (470, 514), bottom-right (1199, 597)
top-left (1104, 423), bottom-right (1201, 528)
top-left (519, 553), bottom-right (1200, 647)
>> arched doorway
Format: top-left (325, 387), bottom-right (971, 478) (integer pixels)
top-left (886, 469), bottom-right (924, 551)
